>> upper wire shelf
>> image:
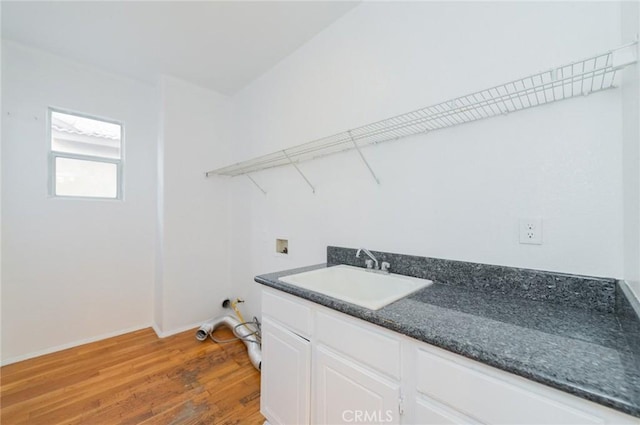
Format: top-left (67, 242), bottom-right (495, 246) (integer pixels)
top-left (206, 41), bottom-right (638, 192)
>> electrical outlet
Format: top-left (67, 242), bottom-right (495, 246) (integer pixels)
top-left (519, 218), bottom-right (542, 245)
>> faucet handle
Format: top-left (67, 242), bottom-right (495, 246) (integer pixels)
top-left (365, 259), bottom-right (374, 269)
top-left (381, 262), bottom-right (391, 272)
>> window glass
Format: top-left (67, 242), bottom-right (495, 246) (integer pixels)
top-left (51, 110), bottom-right (121, 159)
top-left (55, 157), bottom-right (118, 198)
top-left (50, 109), bottom-right (122, 199)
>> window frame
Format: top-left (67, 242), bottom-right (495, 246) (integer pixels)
top-left (48, 107), bottom-right (125, 200)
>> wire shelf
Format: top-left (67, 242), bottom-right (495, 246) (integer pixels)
top-left (206, 42), bottom-right (637, 187)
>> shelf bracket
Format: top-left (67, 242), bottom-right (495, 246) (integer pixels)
top-left (348, 130), bottom-right (380, 184)
top-left (246, 174), bottom-right (267, 195)
top-left (282, 150), bottom-right (315, 193)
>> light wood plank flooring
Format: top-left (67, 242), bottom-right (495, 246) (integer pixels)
top-left (1, 327), bottom-right (264, 424)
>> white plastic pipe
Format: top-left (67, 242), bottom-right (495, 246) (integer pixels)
top-left (196, 315), bottom-right (262, 371)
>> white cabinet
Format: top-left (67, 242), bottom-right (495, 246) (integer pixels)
top-left (403, 338), bottom-right (636, 425)
top-left (260, 317), bottom-right (311, 425)
top-left (260, 287), bottom-right (638, 425)
top-left (261, 288), bottom-right (402, 425)
top-left (262, 288), bottom-right (312, 338)
top-left (315, 310), bottom-right (401, 380)
top-left (312, 309), bottom-right (402, 424)
top-left (413, 396), bottom-right (480, 425)
top-left (314, 346), bottom-right (401, 424)
top-left (412, 345), bottom-right (604, 425)
top-left (261, 289), bottom-right (312, 425)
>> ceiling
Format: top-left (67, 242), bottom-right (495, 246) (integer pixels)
top-left (1, 1), bottom-right (358, 95)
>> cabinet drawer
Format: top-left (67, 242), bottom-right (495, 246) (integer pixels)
top-left (316, 310), bottom-right (401, 380)
top-left (262, 288), bottom-right (312, 338)
top-left (416, 347), bottom-right (603, 425)
top-left (415, 396), bottom-right (480, 425)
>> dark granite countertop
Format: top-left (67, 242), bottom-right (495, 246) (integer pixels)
top-left (255, 248), bottom-right (640, 419)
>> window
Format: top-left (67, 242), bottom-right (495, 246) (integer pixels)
top-left (49, 109), bottom-right (123, 199)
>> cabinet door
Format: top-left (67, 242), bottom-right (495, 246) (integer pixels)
top-left (261, 317), bottom-right (311, 425)
top-left (314, 346), bottom-right (401, 425)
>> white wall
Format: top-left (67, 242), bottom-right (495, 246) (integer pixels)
top-left (1, 41), bottom-right (158, 363)
top-left (1, 44), bottom-right (237, 360)
top-left (621, 2), bottom-right (640, 299)
top-left (2, 1), bottom-right (636, 362)
top-left (224, 2), bottom-right (628, 319)
top-left (154, 76), bottom-right (233, 335)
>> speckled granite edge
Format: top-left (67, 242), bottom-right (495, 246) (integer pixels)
top-left (255, 265), bottom-right (640, 418)
top-left (328, 246), bottom-right (617, 313)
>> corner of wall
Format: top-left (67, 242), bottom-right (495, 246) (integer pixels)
top-left (621, 2), bottom-right (640, 303)
top-left (153, 74), bottom-right (234, 335)
top-left (154, 76), bottom-right (167, 333)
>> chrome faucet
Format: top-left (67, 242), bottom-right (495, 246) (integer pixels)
top-left (356, 248), bottom-right (390, 273)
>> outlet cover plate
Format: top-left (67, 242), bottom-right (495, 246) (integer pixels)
top-left (519, 218), bottom-right (543, 245)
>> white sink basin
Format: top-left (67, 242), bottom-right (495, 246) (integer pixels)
top-left (279, 265), bottom-right (433, 310)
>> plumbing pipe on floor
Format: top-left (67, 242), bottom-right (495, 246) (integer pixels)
top-left (196, 315), bottom-right (262, 371)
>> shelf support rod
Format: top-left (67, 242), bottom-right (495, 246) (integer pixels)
top-left (348, 130), bottom-right (380, 184)
top-left (282, 150), bottom-right (315, 193)
top-left (246, 174), bottom-right (267, 195)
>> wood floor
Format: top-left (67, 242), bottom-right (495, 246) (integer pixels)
top-left (0, 327), bottom-right (264, 424)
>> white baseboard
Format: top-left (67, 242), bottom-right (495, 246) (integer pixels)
top-left (1, 323), bottom-right (152, 367)
top-left (151, 320), bottom-right (202, 338)
top-left (1, 320), bottom-right (215, 366)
